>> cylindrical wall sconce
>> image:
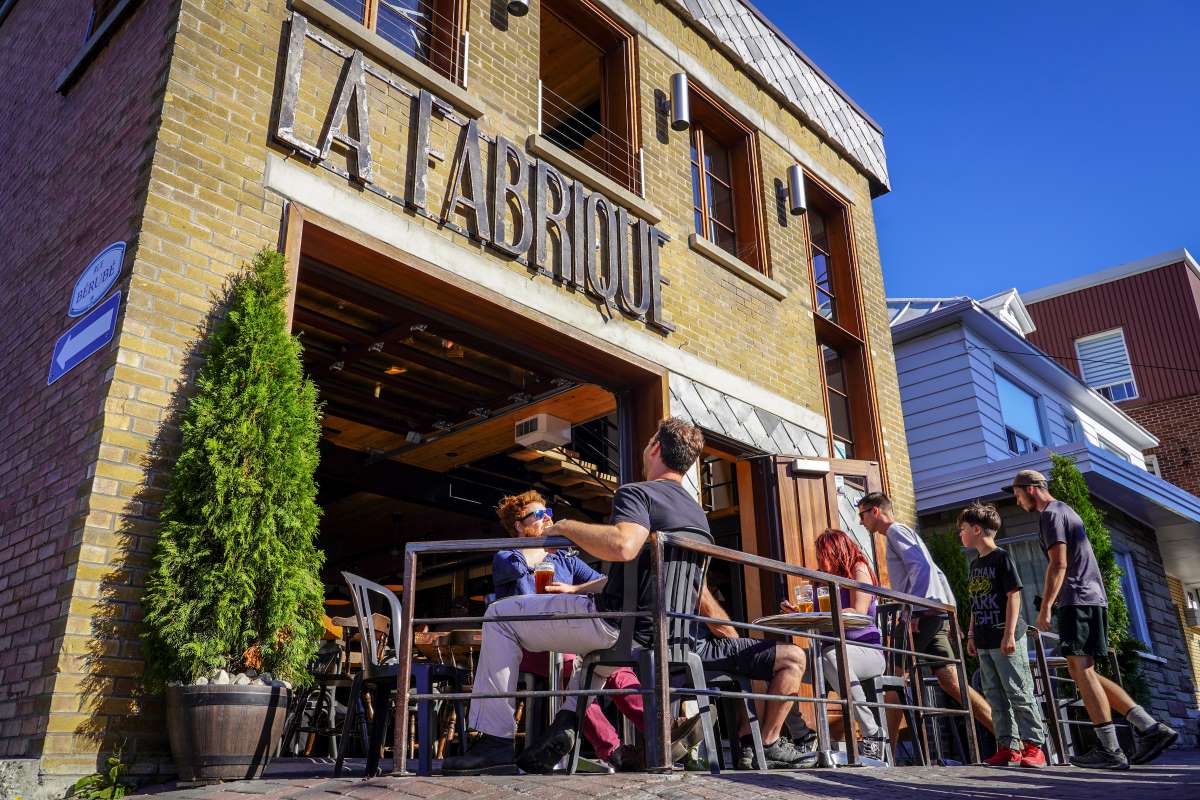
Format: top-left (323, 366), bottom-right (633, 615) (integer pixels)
top-left (671, 72), bottom-right (690, 131)
top-left (786, 164), bottom-right (807, 215)
top-left (507, 0), bottom-right (529, 16)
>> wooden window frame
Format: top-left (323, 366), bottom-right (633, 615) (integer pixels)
top-left (538, 0), bottom-right (640, 192)
top-left (329, 0), bottom-right (467, 83)
top-left (805, 175), bottom-right (884, 470)
top-left (688, 82), bottom-right (768, 274)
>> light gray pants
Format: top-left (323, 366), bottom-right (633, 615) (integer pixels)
top-left (468, 593), bottom-right (620, 739)
top-left (821, 642), bottom-right (886, 737)
top-left (977, 635), bottom-right (1046, 749)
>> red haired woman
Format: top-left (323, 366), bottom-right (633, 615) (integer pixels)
top-left (784, 528), bottom-right (887, 759)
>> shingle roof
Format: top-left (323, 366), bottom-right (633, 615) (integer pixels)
top-left (672, 0), bottom-right (890, 195)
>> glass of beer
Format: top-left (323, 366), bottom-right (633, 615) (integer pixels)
top-left (794, 584), bottom-right (814, 613)
top-left (534, 562), bottom-right (556, 594)
top-left (817, 587), bottom-right (831, 613)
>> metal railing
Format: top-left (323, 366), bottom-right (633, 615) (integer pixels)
top-left (392, 531), bottom-right (981, 774)
top-left (538, 81), bottom-right (643, 195)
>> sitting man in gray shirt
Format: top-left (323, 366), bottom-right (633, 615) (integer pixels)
top-left (856, 492), bottom-right (996, 739)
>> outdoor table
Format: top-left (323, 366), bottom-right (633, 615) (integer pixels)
top-left (753, 611), bottom-right (874, 767)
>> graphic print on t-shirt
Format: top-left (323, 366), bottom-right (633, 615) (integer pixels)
top-left (968, 547), bottom-right (1024, 650)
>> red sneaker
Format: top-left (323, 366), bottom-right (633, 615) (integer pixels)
top-left (1019, 743), bottom-right (1047, 768)
top-left (984, 746), bottom-right (1021, 767)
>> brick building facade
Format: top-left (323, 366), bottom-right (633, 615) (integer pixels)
top-left (0, 0), bottom-right (912, 793)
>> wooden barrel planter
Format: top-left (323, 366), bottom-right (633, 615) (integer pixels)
top-left (165, 683), bottom-right (291, 783)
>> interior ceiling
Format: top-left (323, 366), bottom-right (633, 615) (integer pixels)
top-left (295, 256), bottom-right (588, 455)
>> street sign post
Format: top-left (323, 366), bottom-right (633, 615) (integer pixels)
top-left (48, 291), bottom-right (121, 385)
top-left (69, 242), bottom-right (125, 317)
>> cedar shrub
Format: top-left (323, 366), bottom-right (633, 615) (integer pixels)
top-left (141, 249), bottom-right (325, 689)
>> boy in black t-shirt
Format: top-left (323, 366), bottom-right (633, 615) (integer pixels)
top-left (959, 502), bottom-right (1047, 768)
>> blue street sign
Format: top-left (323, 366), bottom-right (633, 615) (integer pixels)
top-left (69, 241), bottom-right (125, 317)
top-left (48, 291), bottom-right (121, 385)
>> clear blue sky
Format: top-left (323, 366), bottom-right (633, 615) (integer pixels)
top-left (755, 1), bottom-right (1200, 299)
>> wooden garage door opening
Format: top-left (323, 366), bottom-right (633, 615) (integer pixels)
top-left (281, 203), bottom-right (666, 617)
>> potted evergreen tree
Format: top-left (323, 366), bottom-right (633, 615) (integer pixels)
top-left (141, 249), bottom-right (325, 782)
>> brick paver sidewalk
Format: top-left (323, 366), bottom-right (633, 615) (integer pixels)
top-left (133, 752), bottom-right (1200, 800)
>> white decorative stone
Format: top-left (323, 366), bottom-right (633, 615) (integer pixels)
top-left (281, 680), bottom-right (292, 690)
top-left (250, 677), bottom-right (264, 685)
top-left (233, 673), bottom-right (251, 685)
top-left (167, 681), bottom-right (182, 687)
top-left (193, 677), bottom-right (208, 686)
top-left (214, 670), bottom-right (231, 685)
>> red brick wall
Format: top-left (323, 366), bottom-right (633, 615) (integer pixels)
top-left (0, 0), bottom-right (174, 758)
top-left (1129, 394), bottom-right (1200, 498)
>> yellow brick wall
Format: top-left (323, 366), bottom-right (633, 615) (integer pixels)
top-left (41, 0), bottom-right (916, 775)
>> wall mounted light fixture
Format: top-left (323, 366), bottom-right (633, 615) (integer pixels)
top-left (507, 0), bottom-right (530, 16)
top-left (786, 164), bottom-right (807, 216)
top-left (670, 72), bottom-right (690, 131)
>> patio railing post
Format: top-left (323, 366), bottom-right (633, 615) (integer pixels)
top-left (828, 577), bottom-right (858, 765)
top-left (649, 532), bottom-right (672, 772)
top-left (1031, 626), bottom-right (1067, 765)
top-left (947, 609), bottom-right (980, 764)
top-left (394, 549), bottom-right (419, 774)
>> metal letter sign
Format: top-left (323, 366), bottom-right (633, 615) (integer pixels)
top-left (48, 291), bottom-right (121, 385)
top-left (69, 241), bottom-right (125, 317)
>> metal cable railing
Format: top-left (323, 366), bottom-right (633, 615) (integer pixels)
top-left (538, 81), bottom-right (643, 195)
top-left (391, 531), bottom-right (981, 774)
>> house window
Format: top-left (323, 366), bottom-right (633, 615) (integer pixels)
top-left (1075, 328), bottom-right (1138, 403)
top-left (995, 373), bottom-right (1043, 455)
top-left (821, 344), bottom-right (854, 458)
top-left (700, 454), bottom-right (738, 513)
top-left (539, 0), bottom-right (639, 192)
top-left (1097, 437), bottom-right (1132, 463)
top-left (688, 84), bottom-right (767, 272)
top-left (1145, 453), bottom-right (1161, 477)
top-left (809, 209), bottom-right (836, 321)
top-left (1115, 550), bottom-right (1153, 647)
top-left (325, 0), bottom-right (466, 82)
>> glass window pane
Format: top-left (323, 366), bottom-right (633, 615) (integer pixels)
top-left (996, 373), bottom-right (1042, 445)
top-left (813, 251), bottom-right (832, 294)
top-left (705, 141), bottom-right (731, 184)
top-left (828, 395), bottom-right (852, 443)
top-left (822, 345), bottom-right (846, 393)
top-left (694, 210), bottom-right (704, 237)
top-left (691, 162), bottom-right (703, 214)
top-left (327, 0), bottom-right (368, 23)
top-left (708, 180), bottom-right (734, 232)
top-left (816, 286), bottom-right (835, 321)
top-left (377, 0), bottom-right (431, 60)
top-left (714, 224), bottom-right (737, 255)
top-left (808, 208), bottom-right (829, 253)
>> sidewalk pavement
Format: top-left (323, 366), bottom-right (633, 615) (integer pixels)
top-left (133, 751), bottom-right (1200, 800)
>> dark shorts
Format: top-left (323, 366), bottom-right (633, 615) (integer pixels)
top-left (695, 636), bottom-right (778, 682)
top-left (1057, 604), bottom-right (1108, 658)
top-left (914, 614), bottom-right (955, 662)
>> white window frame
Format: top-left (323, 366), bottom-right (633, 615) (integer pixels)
top-left (994, 370), bottom-right (1046, 455)
top-left (1115, 549), bottom-right (1153, 649)
top-left (1074, 328), bottom-right (1139, 402)
top-left (1144, 453), bottom-right (1161, 477)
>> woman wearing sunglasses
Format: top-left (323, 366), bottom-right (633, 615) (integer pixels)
top-left (492, 491), bottom-right (646, 770)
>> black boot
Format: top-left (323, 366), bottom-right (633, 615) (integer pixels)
top-left (516, 710), bottom-right (577, 774)
top-left (441, 733), bottom-right (518, 775)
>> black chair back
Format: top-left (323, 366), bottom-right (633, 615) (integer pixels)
top-left (341, 571), bottom-right (403, 680)
top-left (876, 602), bottom-right (913, 674)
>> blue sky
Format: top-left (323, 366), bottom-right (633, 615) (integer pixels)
top-left (754, 1), bottom-right (1200, 299)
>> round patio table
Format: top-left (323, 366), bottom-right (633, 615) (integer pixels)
top-left (752, 611), bottom-right (875, 767)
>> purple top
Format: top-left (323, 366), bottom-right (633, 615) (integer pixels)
top-left (840, 586), bottom-right (882, 646)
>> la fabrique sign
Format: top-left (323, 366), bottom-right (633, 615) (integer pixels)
top-left (274, 13), bottom-right (674, 333)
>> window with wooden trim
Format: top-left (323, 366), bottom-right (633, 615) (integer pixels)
top-left (689, 84), bottom-right (767, 272)
top-left (539, 0), bottom-right (639, 192)
top-left (324, 0), bottom-right (466, 83)
top-left (807, 177), bottom-right (880, 462)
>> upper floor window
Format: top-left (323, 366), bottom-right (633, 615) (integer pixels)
top-left (539, 0), bottom-right (639, 192)
top-left (822, 344), bottom-right (854, 458)
top-left (995, 372), bottom-right (1043, 455)
top-left (689, 84), bottom-right (767, 272)
top-left (809, 209), bottom-right (836, 320)
top-left (325, 0), bottom-right (466, 82)
top-left (1075, 328), bottom-right (1138, 403)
